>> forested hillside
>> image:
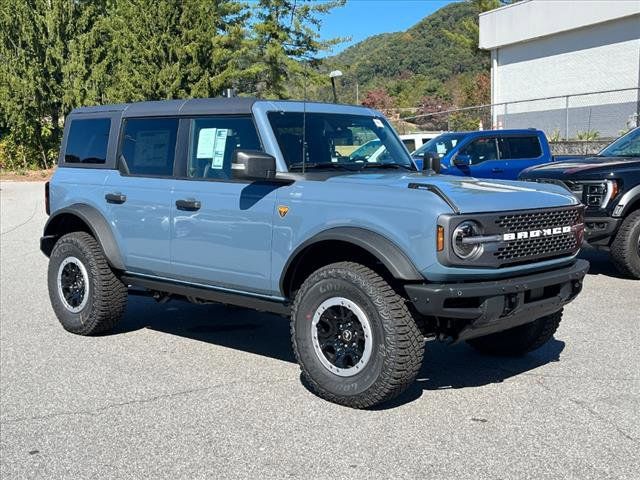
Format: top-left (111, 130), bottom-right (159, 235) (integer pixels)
top-left (324, 1), bottom-right (494, 117)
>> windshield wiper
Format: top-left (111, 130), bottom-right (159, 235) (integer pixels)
top-left (359, 163), bottom-right (412, 170)
top-left (288, 162), bottom-right (359, 171)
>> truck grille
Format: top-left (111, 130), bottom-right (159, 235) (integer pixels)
top-left (493, 207), bottom-right (582, 265)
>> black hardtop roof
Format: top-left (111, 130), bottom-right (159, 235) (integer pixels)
top-left (69, 97), bottom-right (377, 118)
top-left (70, 96), bottom-right (258, 117)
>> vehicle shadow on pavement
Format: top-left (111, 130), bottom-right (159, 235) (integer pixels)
top-left (376, 338), bottom-right (565, 410)
top-left (115, 296), bottom-right (565, 409)
top-left (580, 247), bottom-right (627, 278)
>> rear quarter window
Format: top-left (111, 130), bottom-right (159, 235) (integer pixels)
top-left (64, 118), bottom-right (111, 164)
top-left (500, 136), bottom-right (542, 159)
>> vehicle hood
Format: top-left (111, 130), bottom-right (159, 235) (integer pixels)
top-left (324, 172), bottom-right (578, 214)
top-left (520, 156), bottom-right (640, 180)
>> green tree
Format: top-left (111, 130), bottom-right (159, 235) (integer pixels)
top-left (251, 0), bottom-right (346, 98)
top-left (0, 0), bottom-right (98, 168)
top-left (95, 0), bottom-right (252, 103)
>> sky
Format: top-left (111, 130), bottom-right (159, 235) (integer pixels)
top-left (319, 0), bottom-right (457, 56)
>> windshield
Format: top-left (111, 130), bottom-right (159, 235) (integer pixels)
top-left (599, 128), bottom-right (640, 157)
top-left (413, 133), bottom-right (466, 158)
top-left (267, 112), bottom-right (415, 171)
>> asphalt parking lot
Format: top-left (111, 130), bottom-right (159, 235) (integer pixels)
top-left (0, 181), bottom-right (638, 479)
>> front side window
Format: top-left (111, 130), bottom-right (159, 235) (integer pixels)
top-left (460, 137), bottom-right (498, 165)
top-left (414, 133), bottom-right (465, 159)
top-left (188, 116), bottom-right (262, 179)
top-left (65, 118), bottom-right (111, 164)
top-left (120, 118), bottom-right (179, 176)
top-left (599, 128), bottom-right (640, 157)
top-left (267, 112), bottom-right (414, 171)
top-left (499, 136), bottom-right (542, 159)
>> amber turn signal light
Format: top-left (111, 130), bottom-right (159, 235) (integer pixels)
top-left (437, 225), bottom-right (445, 252)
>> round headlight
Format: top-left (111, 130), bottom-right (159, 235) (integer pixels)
top-left (452, 221), bottom-right (483, 260)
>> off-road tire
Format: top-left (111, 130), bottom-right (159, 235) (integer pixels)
top-left (610, 210), bottom-right (640, 279)
top-left (291, 262), bottom-right (424, 408)
top-left (466, 310), bottom-right (563, 356)
top-left (48, 232), bottom-right (127, 335)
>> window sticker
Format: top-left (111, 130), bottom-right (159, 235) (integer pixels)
top-left (196, 128), bottom-right (217, 159)
top-left (373, 118), bottom-right (384, 129)
top-left (196, 128), bottom-right (229, 169)
top-left (436, 143), bottom-right (446, 154)
top-left (211, 128), bottom-right (228, 169)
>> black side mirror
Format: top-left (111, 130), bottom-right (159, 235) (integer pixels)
top-left (453, 153), bottom-right (472, 167)
top-left (232, 150), bottom-right (277, 180)
top-left (422, 152), bottom-right (441, 173)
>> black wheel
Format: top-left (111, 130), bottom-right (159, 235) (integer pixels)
top-left (610, 210), bottom-right (640, 279)
top-left (47, 232), bottom-right (127, 335)
top-left (466, 310), bottom-right (563, 356)
top-left (291, 262), bottom-right (424, 408)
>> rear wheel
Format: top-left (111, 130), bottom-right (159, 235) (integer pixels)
top-left (291, 262), bottom-right (424, 408)
top-left (466, 310), bottom-right (563, 356)
top-left (610, 210), bottom-right (640, 279)
top-left (48, 232), bottom-right (127, 335)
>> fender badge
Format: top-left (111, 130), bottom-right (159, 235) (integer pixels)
top-left (277, 205), bottom-right (289, 218)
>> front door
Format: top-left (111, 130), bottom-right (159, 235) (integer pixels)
top-left (454, 136), bottom-right (507, 179)
top-left (170, 115), bottom-right (278, 294)
top-left (105, 117), bottom-right (179, 276)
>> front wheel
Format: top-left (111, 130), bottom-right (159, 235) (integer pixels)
top-left (291, 262), bottom-right (424, 409)
top-left (610, 210), bottom-right (640, 279)
top-left (466, 310), bottom-right (563, 356)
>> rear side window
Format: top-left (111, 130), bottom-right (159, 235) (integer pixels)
top-left (499, 136), bottom-right (542, 159)
top-left (120, 118), bottom-right (179, 176)
top-left (65, 118), bottom-right (111, 164)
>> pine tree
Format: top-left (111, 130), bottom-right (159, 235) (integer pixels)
top-left (96, 0), bottom-right (252, 103)
top-left (251, 0), bottom-right (346, 99)
top-left (0, 0), bottom-right (97, 168)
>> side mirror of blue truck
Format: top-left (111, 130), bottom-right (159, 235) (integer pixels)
top-left (453, 153), bottom-right (472, 167)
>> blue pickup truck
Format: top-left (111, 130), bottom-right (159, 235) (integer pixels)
top-left (41, 98), bottom-right (587, 408)
top-left (412, 129), bottom-right (551, 180)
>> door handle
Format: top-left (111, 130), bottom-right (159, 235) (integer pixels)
top-left (176, 199), bottom-right (201, 211)
top-left (105, 193), bottom-right (127, 204)
top-left (491, 168), bottom-right (504, 173)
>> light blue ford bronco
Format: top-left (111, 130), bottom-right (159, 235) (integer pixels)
top-left (41, 98), bottom-right (589, 408)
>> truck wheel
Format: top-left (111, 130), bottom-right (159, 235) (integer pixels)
top-left (291, 262), bottom-right (424, 408)
top-left (47, 232), bottom-right (127, 335)
top-left (466, 310), bottom-right (562, 356)
top-left (610, 210), bottom-right (640, 279)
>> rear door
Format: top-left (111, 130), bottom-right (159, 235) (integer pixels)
top-left (104, 117), bottom-right (179, 276)
top-left (497, 134), bottom-right (545, 179)
top-left (170, 115), bottom-right (277, 294)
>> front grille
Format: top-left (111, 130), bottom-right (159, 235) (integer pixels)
top-left (495, 234), bottom-right (578, 261)
top-left (495, 208), bottom-right (581, 231)
top-left (493, 206), bottom-right (582, 265)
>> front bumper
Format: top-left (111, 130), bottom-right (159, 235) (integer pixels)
top-left (405, 259), bottom-right (589, 342)
top-left (584, 216), bottom-right (620, 246)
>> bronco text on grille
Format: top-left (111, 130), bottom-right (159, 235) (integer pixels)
top-left (494, 206), bottom-right (584, 264)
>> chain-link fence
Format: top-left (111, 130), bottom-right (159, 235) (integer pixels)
top-left (404, 87), bottom-right (639, 141)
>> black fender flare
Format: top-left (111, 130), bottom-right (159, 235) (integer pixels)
top-left (41, 204), bottom-right (125, 270)
top-left (613, 185), bottom-right (640, 218)
top-left (279, 226), bottom-right (423, 295)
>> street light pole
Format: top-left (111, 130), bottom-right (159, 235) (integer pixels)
top-left (329, 70), bottom-right (343, 104)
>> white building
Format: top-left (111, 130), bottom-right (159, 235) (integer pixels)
top-left (479, 0), bottom-right (640, 138)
